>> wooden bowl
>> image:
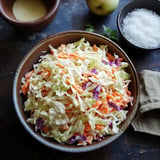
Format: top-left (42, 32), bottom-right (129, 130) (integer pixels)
top-left (0, 0), bottom-right (60, 33)
top-left (13, 30), bottom-right (139, 153)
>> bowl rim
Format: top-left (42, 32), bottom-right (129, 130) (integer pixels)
top-left (13, 30), bottom-right (140, 153)
top-left (0, 0), bottom-right (60, 25)
top-left (117, 0), bottom-right (160, 51)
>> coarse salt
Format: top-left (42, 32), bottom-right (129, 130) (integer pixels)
top-left (122, 8), bottom-right (160, 49)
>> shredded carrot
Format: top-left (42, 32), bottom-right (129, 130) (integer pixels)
top-left (106, 92), bottom-right (125, 106)
top-left (84, 122), bottom-right (92, 132)
top-left (109, 108), bottom-right (116, 113)
top-left (106, 94), bottom-right (114, 101)
top-left (115, 97), bottom-right (123, 103)
top-left (112, 92), bottom-right (123, 102)
top-left (83, 77), bottom-right (89, 82)
top-left (21, 79), bottom-right (30, 95)
top-left (60, 69), bottom-right (67, 76)
top-left (93, 44), bottom-right (98, 51)
top-left (92, 101), bottom-right (101, 108)
top-left (91, 73), bottom-right (99, 80)
top-left (56, 62), bottom-right (64, 68)
top-left (107, 53), bottom-right (115, 61)
top-left (126, 89), bottom-right (132, 96)
top-left (78, 56), bottom-right (86, 60)
top-left (95, 124), bottom-right (104, 130)
top-left (65, 79), bottom-right (70, 85)
top-left (84, 72), bottom-right (99, 80)
top-left (42, 126), bottom-right (48, 133)
top-left (72, 84), bottom-right (84, 94)
top-left (69, 52), bottom-right (85, 60)
top-left (70, 53), bottom-right (79, 59)
top-left (41, 69), bottom-right (51, 77)
top-left (112, 92), bottom-right (121, 97)
top-left (65, 77), bottom-right (71, 85)
top-left (58, 53), bottom-right (69, 59)
top-left (21, 84), bottom-right (28, 95)
top-left (98, 101), bottom-right (109, 114)
top-left (112, 68), bottom-right (118, 74)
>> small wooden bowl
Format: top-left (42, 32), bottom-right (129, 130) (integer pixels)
top-left (0, 0), bottom-right (60, 33)
top-left (117, 0), bottom-right (160, 51)
top-left (13, 30), bottom-right (139, 153)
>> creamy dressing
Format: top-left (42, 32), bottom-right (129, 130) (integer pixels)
top-left (13, 0), bottom-right (47, 22)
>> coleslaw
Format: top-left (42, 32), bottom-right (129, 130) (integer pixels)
top-left (21, 38), bottom-right (133, 145)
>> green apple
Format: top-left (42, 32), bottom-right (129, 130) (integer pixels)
top-left (86, 0), bottom-right (119, 16)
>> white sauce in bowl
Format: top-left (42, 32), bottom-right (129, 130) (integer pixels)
top-left (13, 0), bottom-right (47, 22)
top-left (122, 8), bottom-right (160, 49)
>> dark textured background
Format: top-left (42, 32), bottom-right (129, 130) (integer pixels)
top-left (0, 0), bottom-right (160, 159)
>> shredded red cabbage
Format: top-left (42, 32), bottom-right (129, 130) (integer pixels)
top-left (35, 118), bottom-right (43, 132)
top-left (91, 68), bottom-right (98, 74)
top-left (109, 58), bottom-right (121, 66)
top-left (96, 135), bottom-right (104, 142)
top-left (108, 101), bottom-right (121, 111)
top-left (109, 61), bottom-right (114, 66)
top-left (82, 81), bottom-right (90, 90)
top-left (68, 135), bottom-right (87, 144)
top-left (109, 122), bottom-right (113, 129)
top-left (102, 59), bottom-right (109, 65)
top-left (93, 85), bottom-right (101, 100)
top-left (115, 58), bottom-right (120, 66)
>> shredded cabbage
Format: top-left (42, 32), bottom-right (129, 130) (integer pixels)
top-left (21, 38), bottom-right (133, 145)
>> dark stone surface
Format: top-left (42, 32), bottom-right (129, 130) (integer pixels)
top-left (0, 0), bottom-right (160, 159)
